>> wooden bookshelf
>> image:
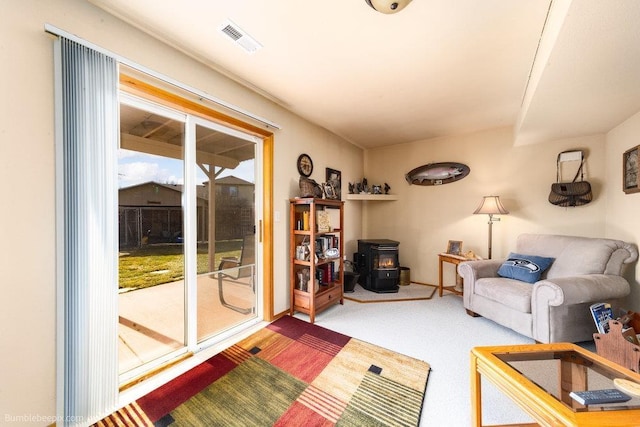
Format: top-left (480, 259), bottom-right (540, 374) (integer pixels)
top-left (289, 198), bottom-right (344, 323)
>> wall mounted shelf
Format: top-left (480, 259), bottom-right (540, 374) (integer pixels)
top-left (346, 194), bottom-right (398, 201)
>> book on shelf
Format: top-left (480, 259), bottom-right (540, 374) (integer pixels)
top-left (316, 210), bottom-right (331, 232)
top-left (569, 389), bottom-right (630, 405)
top-left (590, 302), bottom-right (614, 334)
top-left (317, 264), bottom-right (332, 284)
top-left (315, 236), bottom-right (340, 259)
top-left (314, 263), bottom-right (339, 285)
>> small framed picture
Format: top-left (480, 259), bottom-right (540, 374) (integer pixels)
top-left (446, 240), bottom-right (463, 255)
top-left (623, 145), bottom-right (640, 194)
top-left (323, 182), bottom-right (338, 200)
top-left (326, 168), bottom-right (342, 200)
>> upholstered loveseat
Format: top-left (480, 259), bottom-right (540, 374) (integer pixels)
top-left (458, 234), bottom-right (638, 343)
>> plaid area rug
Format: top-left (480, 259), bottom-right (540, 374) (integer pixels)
top-left (96, 316), bottom-right (430, 426)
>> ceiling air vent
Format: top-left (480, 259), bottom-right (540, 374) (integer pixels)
top-left (219, 20), bottom-right (263, 54)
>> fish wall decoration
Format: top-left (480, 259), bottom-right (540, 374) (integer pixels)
top-left (405, 162), bottom-right (470, 186)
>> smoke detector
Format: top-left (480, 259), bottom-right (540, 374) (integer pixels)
top-left (218, 20), bottom-right (263, 54)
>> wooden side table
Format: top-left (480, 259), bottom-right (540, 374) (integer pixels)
top-left (438, 253), bottom-right (468, 297)
top-left (471, 343), bottom-right (640, 426)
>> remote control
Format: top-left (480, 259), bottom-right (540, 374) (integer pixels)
top-left (569, 389), bottom-right (631, 405)
top-left (614, 378), bottom-right (640, 397)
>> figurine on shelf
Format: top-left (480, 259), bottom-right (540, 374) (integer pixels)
top-left (361, 177), bottom-right (369, 193)
top-left (351, 178), bottom-right (394, 195)
top-left (295, 241), bottom-right (311, 261)
top-left (297, 269), bottom-right (311, 292)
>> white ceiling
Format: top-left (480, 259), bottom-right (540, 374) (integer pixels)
top-left (90, 0), bottom-right (640, 149)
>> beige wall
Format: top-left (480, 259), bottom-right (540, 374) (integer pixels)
top-left (605, 110), bottom-right (640, 312)
top-left (363, 127), bottom-right (608, 289)
top-left (1, 0), bottom-right (363, 422)
top-left (364, 119), bottom-right (640, 309)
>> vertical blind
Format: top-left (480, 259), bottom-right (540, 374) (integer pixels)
top-left (55, 37), bottom-right (119, 425)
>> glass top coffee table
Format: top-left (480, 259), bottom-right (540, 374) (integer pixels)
top-left (471, 343), bottom-right (640, 426)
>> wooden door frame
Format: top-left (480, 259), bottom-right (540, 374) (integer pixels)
top-left (120, 74), bottom-right (275, 321)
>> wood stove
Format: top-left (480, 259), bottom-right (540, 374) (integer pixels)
top-left (355, 239), bottom-right (400, 293)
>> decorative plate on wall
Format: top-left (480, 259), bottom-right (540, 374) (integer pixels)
top-left (405, 162), bottom-right (470, 186)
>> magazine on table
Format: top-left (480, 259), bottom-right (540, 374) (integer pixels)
top-left (590, 302), bottom-right (614, 334)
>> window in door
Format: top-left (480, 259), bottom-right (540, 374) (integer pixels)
top-left (117, 94), bottom-right (262, 380)
top-left (192, 118), bottom-right (260, 342)
top-left (118, 97), bottom-right (187, 377)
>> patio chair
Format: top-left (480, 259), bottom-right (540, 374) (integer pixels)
top-left (216, 234), bottom-right (255, 314)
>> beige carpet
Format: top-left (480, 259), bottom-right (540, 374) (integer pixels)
top-left (344, 282), bottom-right (437, 303)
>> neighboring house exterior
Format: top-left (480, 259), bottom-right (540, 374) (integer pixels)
top-left (213, 175), bottom-right (256, 240)
top-left (215, 175), bottom-right (254, 203)
top-left (118, 176), bottom-right (254, 247)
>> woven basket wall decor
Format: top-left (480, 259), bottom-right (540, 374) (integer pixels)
top-left (299, 176), bottom-right (324, 198)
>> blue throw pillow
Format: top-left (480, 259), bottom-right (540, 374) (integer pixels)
top-left (497, 252), bottom-right (555, 284)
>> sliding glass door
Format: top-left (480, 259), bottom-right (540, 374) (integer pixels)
top-left (192, 118), bottom-right (259, 342)
top-left (118, 96), bottom-right (187, 377)
top-left (117, 94), bottom-right (260, 380)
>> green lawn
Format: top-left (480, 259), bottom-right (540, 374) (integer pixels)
top-left (119, 240), bottom-right (242, 290)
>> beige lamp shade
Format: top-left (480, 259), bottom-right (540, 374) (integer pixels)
top-left (474, 196), bottom-right (509, 216)
top-left (473, 196), bottom-right (508, 259)
top-left (365, 0), bottom-right (413, 14)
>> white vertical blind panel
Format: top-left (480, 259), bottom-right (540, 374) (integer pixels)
top-left (58, 37), bottom-right (119, 425)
